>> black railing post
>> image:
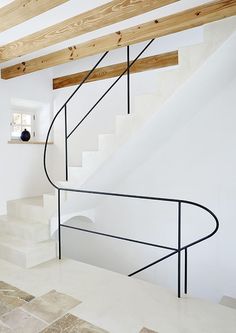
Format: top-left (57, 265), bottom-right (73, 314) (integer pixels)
top-left (184, 248), bottom-right (188, 294)
top-left (58, 189), bottom-right (62, 260)
top-left (127, 45), bottom-right (130, 115)
top-left (64, 105), bottom-right (68, 181)
top-left (178, 201), bottom-right (181, 298)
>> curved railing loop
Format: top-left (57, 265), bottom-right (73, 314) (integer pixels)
top-left (56, 188), bottom-right (219, 297)
top-left (43, 51), bottom-right (109, 189)
top-left (180, 200), bottom-right (219, 250)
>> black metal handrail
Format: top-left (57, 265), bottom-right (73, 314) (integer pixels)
top-left (43, 39), bottom-right (219, 298)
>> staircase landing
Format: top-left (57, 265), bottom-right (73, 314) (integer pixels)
top-left (0, 258), bottom-right (235, 333)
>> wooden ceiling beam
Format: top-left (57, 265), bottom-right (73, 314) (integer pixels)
top-left (0, 0), bottom-right (69, 33)
top-left (0, 0), bottom-right (179, 62)
top-left (53, 51), bottom-right (178, 89)
top-left (2, 0), bottom-right (236, 79)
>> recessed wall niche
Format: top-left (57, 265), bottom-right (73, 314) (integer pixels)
top-left (10, 98), bottom-right (53, 143)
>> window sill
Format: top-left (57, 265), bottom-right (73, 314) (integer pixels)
top-left (8, 140), bottom-right (54, 145)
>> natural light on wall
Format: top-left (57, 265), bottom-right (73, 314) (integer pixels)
top-left (10, 98), bottom-right (53, 143)
top-left (11, 112), bottom-right (35, 140)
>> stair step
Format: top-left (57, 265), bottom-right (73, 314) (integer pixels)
top-left (68, 166), bottom-right (91, 184)
top-left (115, 115), bottom-right (135, 136)
top-left (0, 215), bottom-right (50, 242)
top-left (204, 16), bottom-right (236, 43)
top-left (98, 134), bottom-right (116, 152)
top-left (43, 192), bottom-right (56, 208)
top-left (68, 166), bottom-right (82, 176)
top-left (82, 151), bottom-right (107, 170)
top-left (11, 196), bottom-right (44, 207)
top-left (0, 235), bottom-right (56, 268)
top-left (220, 296), bottom-right (236, 310)
top-left (82, 151), bottom-right (99, 166)
top-left (7, 196), bottom-right (49, 224)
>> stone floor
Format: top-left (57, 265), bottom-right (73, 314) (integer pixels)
top-left (0, 258), bottom-right (235, 333)
top-left (0, 281), bottom-right (154, 332)
top-left (0, 281), bottom-right (34, 316)
top-left (0, 284), bottom-right (83, 332)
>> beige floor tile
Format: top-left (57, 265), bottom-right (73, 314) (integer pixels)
top-left (22, 290), bottom-right (81, 324)
top-left (40, 313), bottom-right (109, 332)
top-left (0, 281), bottom-right (34, 302)
top-left (0, 296), bottom-right (26, 316)
top-left (0, 281), bottom-right (34, 316)
top-left (0, 321), bottom-right (12, 333)
top-left (0, 308), bottom-right (46, 332)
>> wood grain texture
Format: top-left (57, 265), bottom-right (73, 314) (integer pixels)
top-left (53, 51), bottom-right (178, 89)
top-left (0, 0), bottom-right (68, 33)
top-left (0, 0), bottom-right (179, 62)
top-left (2, 0), bottom-right (236, 79)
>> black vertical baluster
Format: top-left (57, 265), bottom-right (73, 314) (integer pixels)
top-left (58, 189), bottom-right (62, 260)
top-left (178, 201), bottom-right (181, 298)
top-left (64, 105), bottom-right (68, 181)
top-left (184, 248), bottom-right (188, 294)
top-left (127, 45), bottom-right (130, 115)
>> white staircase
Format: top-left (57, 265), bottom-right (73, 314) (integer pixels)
top-left (59, 17), bottom-right (236, 190)
top-left (0, 196), bottom-right (56, 268)
top-left (0, 17), bottom-right (235, 268)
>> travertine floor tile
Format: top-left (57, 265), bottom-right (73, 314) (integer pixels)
top-left (40, 313), bottom-right (109, 332)
top-left (22, 290), bottom-right (81, 324)
top-left (140, 328), bottom-right (158, 333)
top-left (0, 281), bottom-right (34, 302)
top-left (0, 308), bottom-right (46, 332)
top-left (0, 281), bottom-right (34, 316)
top-left (0, 321), bottom-right (12, 333)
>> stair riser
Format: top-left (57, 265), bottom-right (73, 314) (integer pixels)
top-left (43, 194), bottom-right (57, 211)
top-left (7, 202), bottom-right (48, 224)
top-left (0, 242), bottom-right (56, 268)
top-left (25, 243), bottom-right (57, 268)
top-left (68, 169), bottom-right (90, 183)
top-left (0, 223), bottom-right (50, 242)
top-left (0, 243), bottom-right (26, 267)
top-left (98, 135), bottom-right (116, 152)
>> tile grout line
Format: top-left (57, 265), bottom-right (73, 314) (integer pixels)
top-left (20, 307), bottom-right (49, 325)
top-left (20, 290), bottom-right (83, 330)
top-left (0, 318), bottom-right (13, 330)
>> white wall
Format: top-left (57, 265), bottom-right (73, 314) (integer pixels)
top-left (0, 70), bottom-right (53, 214)
top-left (60, 32), bottom-right (236, 302)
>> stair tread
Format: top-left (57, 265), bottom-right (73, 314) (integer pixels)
top-left (0, 215), bottom-right (49, 228)
top-left (57, 180), bottom-right (81, 188)
top-left (0, 235), bottom-right (55, 253)
top-left (8, 196), bottom-right (44, 207)
top-left (69, 166), bottom-right (82, 169)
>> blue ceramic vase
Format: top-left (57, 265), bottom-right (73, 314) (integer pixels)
top-left (21, 129), bottom-right (31, 142)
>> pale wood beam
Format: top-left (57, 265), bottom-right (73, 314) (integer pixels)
top-left (0, 0), bottom-right (179, 62)
top-left (0, 0), bottom-right (69, 33)
top-left (53, 51), bottom-right (178, 89)
top-left (2, 0), bottom-right (236, 79)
